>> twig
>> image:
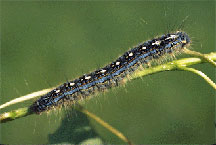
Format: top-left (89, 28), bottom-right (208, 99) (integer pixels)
top-left (76, 104), bottom-right (134, 145)
top-left (0, 52), bottom-right (215, 143)
top-left (131, 52), bottom-right (216, 79)
top-left (0, 105), bottom-right (134, 144)
top-left (184, 49), bottom-right (216, 67)
top-left (1, 52), bottom-right (215, 112)
top-left (0, 88), bottom-right (54, 109)
top-left (178, 66), bottom-right (216, 90)
top-left (0, 107), bottom-right (32, 123)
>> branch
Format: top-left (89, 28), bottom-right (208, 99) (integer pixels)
top-left (184, 49), bottom-right (216, 67)
top-left (1, 52), bottom-right (216, 121)
top-left (0, 88), bottom-right (55, 109)
top-left (131, 52), bottom-right (216, 80)
top-left (178, 66), bottom-right (216, 89)
top-left (75, 104), bottom-right (134, 145)
top-left (0, 107), bottom-right (32, 123)
top-left (0, 51), bottom-right (215, 144)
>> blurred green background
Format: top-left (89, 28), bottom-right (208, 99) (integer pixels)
top-left (1, 1), bottom-right (215, 144)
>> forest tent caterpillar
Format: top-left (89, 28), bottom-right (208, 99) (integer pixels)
top-left (30, 31), bottom-right (190, 114)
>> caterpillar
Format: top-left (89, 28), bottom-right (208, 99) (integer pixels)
top-left (30, 31), bottom-right (190, 114)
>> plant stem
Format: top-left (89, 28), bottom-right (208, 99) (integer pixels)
top-left (178, 66), bottom-right (216, 89)
top-left (0, 52), bottom-right (215, 122)
top-left (184, 49), bottom-right (216, 67)
top-left (0, 107), bottom-right (32, 123)
top-left (76, 104), bottom-right (134, 145)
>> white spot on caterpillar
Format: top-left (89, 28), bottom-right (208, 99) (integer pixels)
top-left (142, 46), bottom-right (146, 50)
top-left (152, 41), bottom-right (161, 45)
top-left (100, 69), bottom-right (106, 73)
top-left (155, 41), bottom-right (161, 45)
top-left (85, 76), bottom-right (91, 80)
top-left (129, 52), bottom-right (133, 56)
top-left (55, 89), bottom-right (60, 93)
top-left (181, 40), bottom-right (187, 44)
top-left (116, 61), bottom-right (120, 65)
top-left (165, 34), bottom-right (177, 40)
top-left (69, 82), bottom-right (75, 86)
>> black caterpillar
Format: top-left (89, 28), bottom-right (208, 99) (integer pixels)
top-left (30, 31), bottom-right (190, 114)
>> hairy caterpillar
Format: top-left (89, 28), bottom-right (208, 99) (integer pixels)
top-left (30, 31), bottom-right (190, 114)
